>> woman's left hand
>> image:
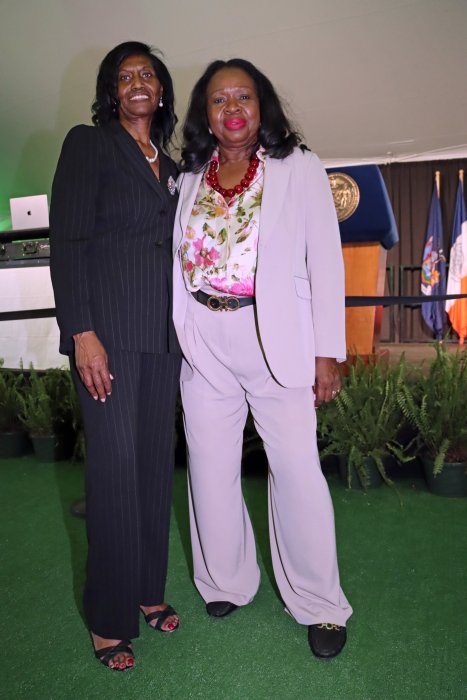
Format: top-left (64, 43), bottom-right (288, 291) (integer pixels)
top-left (314, 357), bottom-right (341, 407)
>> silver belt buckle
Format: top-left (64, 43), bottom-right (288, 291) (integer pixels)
top-left (207, 295), bottom-right (240, 311)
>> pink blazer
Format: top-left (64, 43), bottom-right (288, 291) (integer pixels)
top-left (172, 148), bottom-right (345, 388)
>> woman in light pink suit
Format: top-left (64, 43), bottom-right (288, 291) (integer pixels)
top-left (173, 59), bottom-right (352, 659)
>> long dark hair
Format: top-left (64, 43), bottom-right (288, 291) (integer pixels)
top-left (91, 41), bottom-right (177, 149)
top-left (181, 58), bottom-right (302, 172)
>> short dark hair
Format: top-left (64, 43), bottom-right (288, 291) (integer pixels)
top-left (180, 58), bottom-right (302, 172)
top-left (91, 41), bottom-right (177, 149)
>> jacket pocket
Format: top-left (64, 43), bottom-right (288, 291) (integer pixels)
top-left (294, 275), bottom-right (312, 300)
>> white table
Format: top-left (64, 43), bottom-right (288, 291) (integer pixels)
top-left (0, 265), bottom-right (65, 370)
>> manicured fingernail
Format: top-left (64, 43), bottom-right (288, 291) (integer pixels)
top-left (127, 658), bottom-right (134, 666)
top-left (100, 398), bottom-right (106, 403)
top-left (110, 374), bottom-right (115, 380)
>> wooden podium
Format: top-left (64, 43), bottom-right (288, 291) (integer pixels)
top-left (327, 165), bottom-right (398, 359)
top-left (342, 242), bottom-right (387, 356)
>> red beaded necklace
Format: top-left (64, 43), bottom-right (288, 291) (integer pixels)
top-left (206, 154), bottom-right (260, 203)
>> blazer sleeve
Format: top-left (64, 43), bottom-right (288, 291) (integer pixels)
top-left (49, 125), bottom-right (99, 348)
top-left (304, 152), bottom-right (346, 360)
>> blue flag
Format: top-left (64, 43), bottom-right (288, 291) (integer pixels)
top-left (421, 181), bottom-right (446, 339)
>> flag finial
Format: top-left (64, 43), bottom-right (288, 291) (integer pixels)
top-left (435, 170), bottom-right (441, 197)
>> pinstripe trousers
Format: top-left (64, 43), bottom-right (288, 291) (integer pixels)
top-left (71, 349), bottom-right (181, 640)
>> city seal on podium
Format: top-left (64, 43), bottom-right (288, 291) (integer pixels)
top-left (328, 172), bottom-right (360, 222)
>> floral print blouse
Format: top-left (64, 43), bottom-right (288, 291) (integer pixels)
top-left (180, 149), bottom-right (265, 297)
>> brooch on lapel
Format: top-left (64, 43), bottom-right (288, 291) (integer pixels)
top-left (167, 176), bottom-right (177, 196)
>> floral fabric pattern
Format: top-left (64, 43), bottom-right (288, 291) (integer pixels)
top-left (180, 150), bottom-right (264, 296)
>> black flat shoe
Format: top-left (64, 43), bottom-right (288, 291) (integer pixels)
top-left (308, 623), bottom-right (347, 660)
top-left (206, 601), bottom-right (238, 618)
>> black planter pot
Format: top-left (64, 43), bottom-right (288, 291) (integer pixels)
top-left (31, 434), bottom-right (69, 463)
top-left (0, 431), bottom-right (30, 458)
top-left (422, 457), bottom-right (467, 497)
top-left (317, 440), bottom-right (339, 475)
top-left (339, 455), bottom-right (384, 489)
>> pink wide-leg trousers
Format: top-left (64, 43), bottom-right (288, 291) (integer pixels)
top-left (180, 295), bottom-right (352, 625)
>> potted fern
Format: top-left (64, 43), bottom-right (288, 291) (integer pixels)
top-left (0, 360), bottom-right (29, 457)
top-left (19, 366), bottom-right (73, 462)
top-left (320, 357), bottom-right (413, 490)
top-left (316, 394), bottom-right (341, 473)
top-left (397, 344), bottom-right (467, 497)
top-left (69, 374), bottom-right (85, 461)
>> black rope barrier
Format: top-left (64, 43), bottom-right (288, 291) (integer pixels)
top-left (2, 293), bottom-right (467, 322)
top-left (345, 293), bottom-right (467, 308)
top-left (0, 308), bottom-right (56, 321)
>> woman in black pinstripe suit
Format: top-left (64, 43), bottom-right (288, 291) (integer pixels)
top-left (50, 42), bottom-right (182, 671)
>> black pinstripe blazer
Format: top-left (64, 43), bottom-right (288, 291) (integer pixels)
top-left (50, 120), bottom-right (180, 355)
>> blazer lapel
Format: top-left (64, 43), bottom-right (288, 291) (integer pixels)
top-left (107, 120), bottom-right (164, 202)
top-left (174, 170), bottom-right (204, 250)
top-left (259, 156), bottom-right (292, 249)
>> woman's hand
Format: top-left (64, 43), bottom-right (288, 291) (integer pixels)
top-left (73, 331), bottom-right (113, 402)
top-left (314, 357), bottom-right (341, 407)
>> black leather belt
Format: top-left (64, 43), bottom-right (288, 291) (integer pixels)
top-left (192, 290), bottom-right (256, 311)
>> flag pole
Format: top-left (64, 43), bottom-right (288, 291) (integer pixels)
top-left (433, 170), bottom-right (443, 343)
top-left (458, 168), bottom-right (464, 346)
top-left (460, 168), bottom-right (464, 346)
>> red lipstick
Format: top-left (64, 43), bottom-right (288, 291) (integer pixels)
top-left (224, 118), bottom-right (246, 129)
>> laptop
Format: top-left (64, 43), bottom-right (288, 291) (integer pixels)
top-left (9, 194), bottom-right (49, 230)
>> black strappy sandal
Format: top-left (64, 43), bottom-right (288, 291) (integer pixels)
top-left (141, 605), bottom-right (180, 632)
top-left (94, 640), bottom-right (134, 670)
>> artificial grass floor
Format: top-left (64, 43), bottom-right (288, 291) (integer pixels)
top-left (1, 456), bottom-right (466, 700)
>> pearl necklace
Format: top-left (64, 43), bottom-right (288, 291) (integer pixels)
top-left (206, 155), bottom-right (260, 203)
top-left (145, 139), bottom-right (159, 164)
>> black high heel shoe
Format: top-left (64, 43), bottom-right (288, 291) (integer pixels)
top-left (141, 604), bottom-right (180, 632)
top-left (94, 639), bottom-right (134, 670)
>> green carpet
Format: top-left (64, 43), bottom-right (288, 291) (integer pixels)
top-left (1, 456), bottom-right (466, 700)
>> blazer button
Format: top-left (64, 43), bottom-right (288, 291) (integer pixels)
top-left (160, 209), bottom-right (167, 216)
top-left (155, 241), bottom-right (163, 247)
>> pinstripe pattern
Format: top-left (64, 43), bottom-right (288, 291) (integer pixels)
top-left (50, 121), bottom-right (182, 640)
top-left (71, 351), bottom-right (180, 639)
top-left (50, 121), bottom-right (179, 355)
